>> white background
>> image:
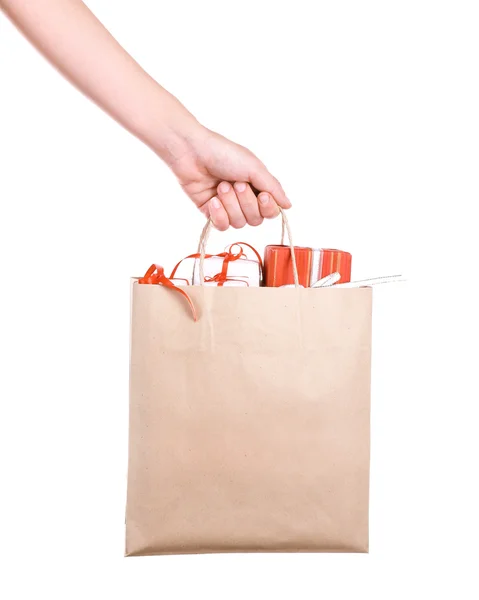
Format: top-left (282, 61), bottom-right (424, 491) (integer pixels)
top-left (1, 1), bottom-right (478, 598)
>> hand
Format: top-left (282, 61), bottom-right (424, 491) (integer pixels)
top-left (1, 0), bottom-right (290, 231)
top-left (164, 126), bottom-right (292, 231)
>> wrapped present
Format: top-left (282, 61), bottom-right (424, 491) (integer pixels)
top-left (192, 255), bottom-right (260, 286)
top-left (171, 243), bottom-right (262, 287)
top-left (137, 244), bottom-right (262, 322)
top-left (264, 246), bottom-right (352, 287)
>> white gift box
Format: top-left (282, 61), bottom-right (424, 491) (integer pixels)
top-left (170, 243), bottom-right (262, 286)
top-left (169, 255), bottom-right (260, 286)
top-left (192, 256), bottom-right (260, 286)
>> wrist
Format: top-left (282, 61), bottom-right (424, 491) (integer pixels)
top-left (147, 93), bottom-right (207, 166)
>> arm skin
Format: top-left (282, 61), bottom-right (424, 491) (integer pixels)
top-left (0, 0), bottom-right (291, 229)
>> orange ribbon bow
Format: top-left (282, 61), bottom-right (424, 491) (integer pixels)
top-left (139, 243), bottom-right (263, 321)
top-left (138, 264), bottom-right (198, 321)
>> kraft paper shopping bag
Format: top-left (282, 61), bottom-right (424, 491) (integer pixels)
top-left (125, 214), bottom-right (372, 556)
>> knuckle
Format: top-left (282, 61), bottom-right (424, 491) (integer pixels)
top-left (240, 196), bottom-right (255, 207)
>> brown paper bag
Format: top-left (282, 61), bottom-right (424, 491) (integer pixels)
top-left (126, 217), bottom-right (372, 556)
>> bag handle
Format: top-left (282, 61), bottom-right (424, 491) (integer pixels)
top-left (197, 208), bottom-right (300, 287)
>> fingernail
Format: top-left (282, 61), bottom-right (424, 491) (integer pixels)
top-left (211, 197), bottom-right (221, 209)
top-left (234, 182), bottom-right (247, 193)
top-left (259, 193), bottom-right (270, 205)
top-left (285, 197), bottom-right (292, 207)
top-left (219, 182), bottom-right (231, 194)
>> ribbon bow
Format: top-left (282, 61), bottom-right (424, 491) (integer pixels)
top-left (139, 242), bottom-right (263, 320)
top-left (138, 264), bottom-right (198, 321)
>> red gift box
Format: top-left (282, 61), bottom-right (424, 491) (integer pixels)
top-left (264, 246), bottom-right (352, 287)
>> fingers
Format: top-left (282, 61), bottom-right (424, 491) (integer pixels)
top-left (216, 182), bottom-right (246, 229)
top-left (208, 197), bottom-right (229, 231)
top-left (249, 167), bottom-right (292, 209)
top-left (208, 179), bottom-right (285, 231)
top-left (233, 182), bottom-right (263, 226)
top-left (257, 192), bottom-right (280, 219)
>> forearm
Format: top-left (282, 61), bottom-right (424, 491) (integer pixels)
top-left (1, 0), bottom-right (202, 162)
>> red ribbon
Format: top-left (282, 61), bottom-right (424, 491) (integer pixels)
top-left (138, 264), bottom-right (198, 321)
top-left (138, 243), bottom-right (263, 320)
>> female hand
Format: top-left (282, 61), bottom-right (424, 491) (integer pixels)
top-left (165, 126), bottom-right (291, 231)
top-left (2, 0), bottom-right (291, 230)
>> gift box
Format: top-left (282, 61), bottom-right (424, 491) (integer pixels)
top-left (192, 255), bottom-right (260, 287)
top-left (264, 246), bottom-right (352, 287)
top-left (170, 243), bottom-right (262, 287)
top-left (171, 259), bottom-right (259, 286)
